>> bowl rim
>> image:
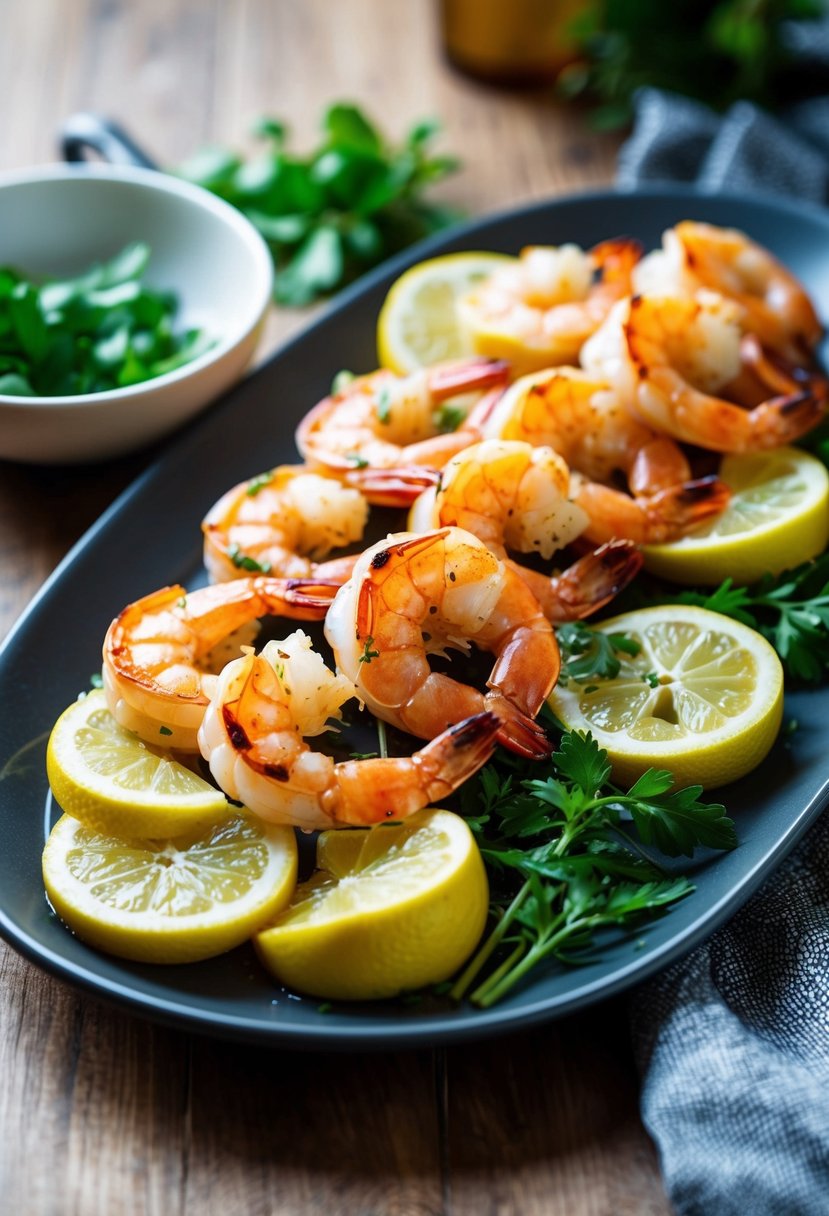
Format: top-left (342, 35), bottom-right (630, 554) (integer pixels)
top-left (0, 162), bottom-right (274, 409)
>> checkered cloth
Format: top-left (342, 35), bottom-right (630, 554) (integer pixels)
top-left (619, 22), bottom-right (829, 1213)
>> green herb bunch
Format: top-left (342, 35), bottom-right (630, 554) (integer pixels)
top-left (451, 727), bottom-right (735, 1007)
top-left (0, 243), bottom-right (212, 397)
top-left (638, 553), bottom-right (829, 684)
top-left (561, 0), bottom-right (824, 130)
top-left (177, 105), bottom-right (461, 306)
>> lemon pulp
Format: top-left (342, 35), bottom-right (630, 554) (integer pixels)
top-left (255, 808), bottom-right (488, 1000)
top-left (549, 606), bottom-right (784, 789)
top-left (43, 812), bottom-right (298, 964)
top-left (376, 252), bottom-right (513, 373)
top-left (47, 689), bottom-right (229, 838)
top-left (643, 447), bottom-right (829, 586)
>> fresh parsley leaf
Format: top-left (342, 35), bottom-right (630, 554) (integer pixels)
top-left (177, 105), bottom-right (462, 305)
top-left (227, 543), bottom-right (271, 574)
top-left (550, 730), bottom-right (611, 797)
top-left (624, 779), bottom-right (736, 858)
top-left (564, 0), bottom-right (821, 130)
top-left (432, 402), bottom-right (466, 433)
top-left (0, 244), bottom-right (212, 398)
top-left (376, 386), bottom-right (392, 425)
top-left (638, 557), bottom-right (829, 684)
top-left (358, 636), bottom-right (380, 664)
top-left (246, 470), bottom-right (274, 497)
top-left (450, 728), bottom-right (735, 1008)
top-left (556, 620), bottom-right (641, 683)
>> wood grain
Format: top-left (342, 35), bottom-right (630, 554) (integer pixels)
top-left (0, 2), bottom-right (670, 1213)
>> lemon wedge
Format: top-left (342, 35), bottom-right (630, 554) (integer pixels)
top-left (643, 447), bottom-right (829, 586)
top-left (549, 606), bottom-right (784, 789)
top-left (376, 252), bottom-right (513, 373)
top-left (42, 812), bottom-right (297, 964)
top-left (254, 809), bottom-right (488, 1001)
top-left (47, 689), bottom-right (229, 839)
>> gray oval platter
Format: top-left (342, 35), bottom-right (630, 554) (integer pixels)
top-left (2, 186), bottom-right (829, 1049)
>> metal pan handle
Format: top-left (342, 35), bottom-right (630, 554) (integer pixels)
top-left (60, 113), bottom-right (159, 170)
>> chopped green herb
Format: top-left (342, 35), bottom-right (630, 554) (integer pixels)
top-left (159, 726), bottom-right (173, 737)
top-left (376, 386), bottom-right (392, 425)
top-left (345, 451), bottom-right (369, 469)
top-left (317, 1002), bottom-right (333, 1014)
top-left (432, 403), bottom-right (467, 433)
top-left (227, 543), bottom-right (272, 574)
top-left (246, 470), bottom-right (274, 497)
top-left (331, 369), bottom-right (355, 395)
top-left (89, 673), bottom-right (103, 689)
top-left (642, 671), bottom-right (660, 688)
top-left (556, 620), bottom-right (641, 685)
top-left (176, 596), bottom-right (187, 610)
top-left (359, 636), bottom-right (380, 664)
top-left (0, 243), bottom-right (213, 397)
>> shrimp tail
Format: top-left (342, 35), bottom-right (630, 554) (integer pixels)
top-left (485, 692), bottom-right (552, 759)
top-left (415, 710), bottom-right (501, 799)
top-left (345, 465), bottom-right (441, 506)
top-left (592, 236), bottom-right (644, 284)
top-left (278, 578), bottom-right (342, 616)
top-left (513, 539), bottom-right (644, 624)
top-left (428, 357), bottom-right (510, 399)
top-left (748, 389), bottom-right (826, 449)
top-left (738, 334), bottom-right (824, 400)
top-left (644, 475), bottom-right (732, 537)
top-left (327, 710), bottom-right (500, 825)
top-left (463, 386), bottom-right (509, 432)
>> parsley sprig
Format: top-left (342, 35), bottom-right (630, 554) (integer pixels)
top-left (635, 553), bottom-right (829, 684)
top-left (177, 105), bottom-right (461, 306)
top-left (452, 730), bottom-right (734, 1007)
top-left (556, 619), bottom-right (642, 683)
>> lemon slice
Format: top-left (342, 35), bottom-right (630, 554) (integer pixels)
top-left (643, 447), bottom-right (829, 586)
top-left (549, 605), bottom-right (784, 790)
top-left (47, 689), bottom-right (229, 839)
top-left (254, 809), bottom-right (488, 1000)
top-left (376, 252), bottom-right (514, 373)
top-left (42, 812), bottom-right (297, 964)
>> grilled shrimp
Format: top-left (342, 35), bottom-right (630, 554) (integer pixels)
top-left (197, 634), bottom-right (499, 829)
top-left (102, 578), bottom-right (336, 751)
top-left (295, 358), bottom-right (509, 491)
top-left (407, 439), bottom-right (642, 621)
top-left (482, 367), bottom-right (731, 545)
top-left (202, 465), bottom-right (369, 585)
top-left (458, 238), bottom-right (642, 376)
top-left (325, 527), bottom-right (559, 759)
top-left (581, 293), bottom-right (824, 453)
top-left (633, 221), bottom-right (823, 362)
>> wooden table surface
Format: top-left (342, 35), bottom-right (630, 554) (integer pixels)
top-left (0, 3), bottom-right (672, 1212)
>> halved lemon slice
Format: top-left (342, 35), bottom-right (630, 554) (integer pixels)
top-left (42, 812), bottom-right (297, 964)
top-left (643, 447), bottom-right (829, 586)
top-left (255, 809), bottom-right (488, 1001)
top-left (376, 252), bottom-right (513, 373)
top-left (549, 605), bottom-right (784, 789)
top-left (47, 689), bottom-right (229, 839)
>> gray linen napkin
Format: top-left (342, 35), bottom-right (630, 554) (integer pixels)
top-left (618, 24), bottom-right (829, 1215)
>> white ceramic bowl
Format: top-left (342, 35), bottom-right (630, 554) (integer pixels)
top-left (0, 164), bottom-right (274, 464)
